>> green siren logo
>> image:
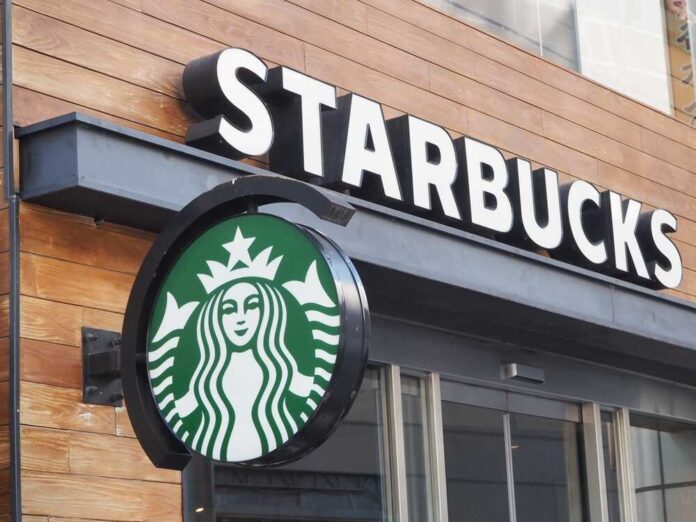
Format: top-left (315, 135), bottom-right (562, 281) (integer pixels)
top-left (147, 214), bottom-right (343, 463)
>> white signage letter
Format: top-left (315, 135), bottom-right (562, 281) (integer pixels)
top-left (649, 209), bottom-right (683, 289)
top-left (513, 159), bottom-right (563, 249)
top-left (463, 138), bottom-right (513, 233)
top-left (408, 116), bottom-right (461, 220)
top-left (216, 48), bottom-right (273, 157)
top-left (608, 192), bottom-right (649, 279)
top-left (342, 95), bottom-right (402, 201)
top-left (281, 68), bottom-right (336, 177)
top-left (566, 181), bottom-right (607, 265)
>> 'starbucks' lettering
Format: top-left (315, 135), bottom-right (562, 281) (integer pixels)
top-left (183, 48), bottom-right (683, 290)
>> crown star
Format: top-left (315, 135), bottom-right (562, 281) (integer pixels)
top-left (223, 227), bottom-right (255, 269)
top-left (197, 226), bottom-right (283, 293)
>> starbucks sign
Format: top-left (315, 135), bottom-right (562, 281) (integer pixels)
top-left (183, 47), bottom-right (683, 291)
top-left (122, 176), bottom-right (369, 469)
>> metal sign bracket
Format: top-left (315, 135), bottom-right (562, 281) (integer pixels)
top-left (82, 327), bottom-right (123, 406)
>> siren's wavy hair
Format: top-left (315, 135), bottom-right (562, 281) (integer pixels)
top-left (188, 279), bottom-right (300, 461)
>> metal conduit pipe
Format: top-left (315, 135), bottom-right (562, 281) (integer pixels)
top-left (3, 0), bottom-right (22, 519)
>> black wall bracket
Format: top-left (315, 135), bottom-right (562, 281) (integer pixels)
top-left (82, 327), bottom-right (123, 407)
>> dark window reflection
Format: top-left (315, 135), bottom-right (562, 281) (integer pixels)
top-left (510, 413), bottom-right (587, 522)
top-left (632, 416), bottom-right (696, 522)
top-left (214, 367), bottom-right (390, 521)
top-left (402, 376), bottom-right (433, 522)
top-left (601, 411), bottom-right (621, 522)
top-left (442, 402), bottom-right (511, 521)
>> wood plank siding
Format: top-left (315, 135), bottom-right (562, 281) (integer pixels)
top-left (6, 0), bottom-right (696, 520)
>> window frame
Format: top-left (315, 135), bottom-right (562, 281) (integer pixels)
top-left (182, 366), bottom-right (696, 522)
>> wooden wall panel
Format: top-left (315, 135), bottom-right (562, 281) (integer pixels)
top-left (111, 0), bottom-right (142, 11)
top-left (187, 0), bottom-right (431, 88)
top-left (20, 297), bottom-right (83, 347)
top-left (20, 206), bottom-right (152, 275)
top-left (13, 87), bottom-right (182, 142)
top-left (20, 382), bottom-right (115, 434)
top-left (22, 471), bottom-right (181, 521)
top-left (14, 47), bottom-right (192, 137)
top-left (139, 0), bottom-right (306, 69)
top-left (0, 340), bottom-right (8, 383)
top-left (290, 0), bottom-right (367, 31)
top-left (20, 427), bottom-right (70, 475)
top-left (15, 0), bottom-right (222, 65)
top-left (0, 211), bottom-right (7, 253)
top-left (0, 470), bottom-right (8, 518)
top-left (22, 427), bottom-right (179, 483)
top-left (305, 44), bottom-right (470, 135)
top-left (25, 254), bottom-right (134, 314)
top-left (0, 427), bottom-right (9, 471)
top-left (14, 7), bottom-right (183, 98)
top-left (9, 0), bottom-right (696, 520)
top-left (20, 339), bottom-right (80, 389)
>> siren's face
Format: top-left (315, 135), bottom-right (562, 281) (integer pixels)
top-left (221, 282), bottom-right (261, 347)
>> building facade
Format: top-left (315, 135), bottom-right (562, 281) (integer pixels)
top-left (0, 0), bottom-right (696, 521)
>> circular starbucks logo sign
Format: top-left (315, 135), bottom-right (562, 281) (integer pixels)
top-left (122, 178), bottom-right (369, 470)
top-left (147, 214), bottom-right (345, 462)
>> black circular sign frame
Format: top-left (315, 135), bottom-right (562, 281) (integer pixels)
top-left (121, 175), bottom-right (370, 470)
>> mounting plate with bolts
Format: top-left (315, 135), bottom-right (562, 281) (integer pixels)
top-left (83, 327), bottom-right (123, 406)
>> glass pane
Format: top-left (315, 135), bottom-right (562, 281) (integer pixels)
top-left (510, 413), bottom-right (586, 522)
top-left (402, 375), bottom-right (433, 522)
top-left (427, 0), bottom-right (579, 69)
top-left (442, 401), bottom-right (511, 521)
top-left (441, 0), bottom-right (541, 54)
top-left (665, 486), bottom-right (696, 521)
top-left (664, 0), bottom-right (696, 127)
top-left (632, 423), bottom-right (665, 522)
top-left (600, 412), bottom-right (621, 522)
top-left (539, 0), bottom-right (579, 69)
top-left (631, 416), bottom-right (696, 522)
top-left (635, 489), bottom-right (666, 522)
top-left (576, 0), bottom-right (673, 113)
top-left (214, 367), bottom-right (391, 521)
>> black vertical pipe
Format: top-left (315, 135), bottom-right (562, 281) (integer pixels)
top-left (3, 0), bottom-right (21, 520)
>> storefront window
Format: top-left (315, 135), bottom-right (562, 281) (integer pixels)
top-left (441, 390), bottom-right (588, 522)
top-left (601, 411), bottom-right (622, 522)
top-left (213, 367), bottom-right (391, 521)
top-left (631, 416), bottom-right (696, 522)
top-left (429, 0), bottom-right (696, 122)
top-left (509, 413), bottom-right (586, 522)
top-left (401, 375), bottom-right (434, 522)
top-left (433, 0), bottom-right (579, 70)
top-left (442, 401), bottom-right (511, 520)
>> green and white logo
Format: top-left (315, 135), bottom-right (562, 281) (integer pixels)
top-left (146, 214), bottom-right (341, 463)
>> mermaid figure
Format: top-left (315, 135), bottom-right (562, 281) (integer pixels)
top-left (174, 279), bottom-right (314, 461)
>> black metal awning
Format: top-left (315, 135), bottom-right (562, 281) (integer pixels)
top-left (17, 113), bottom-right (696, 384)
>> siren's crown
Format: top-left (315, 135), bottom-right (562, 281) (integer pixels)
top-left (197, 227), bottom-right (283, 293)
